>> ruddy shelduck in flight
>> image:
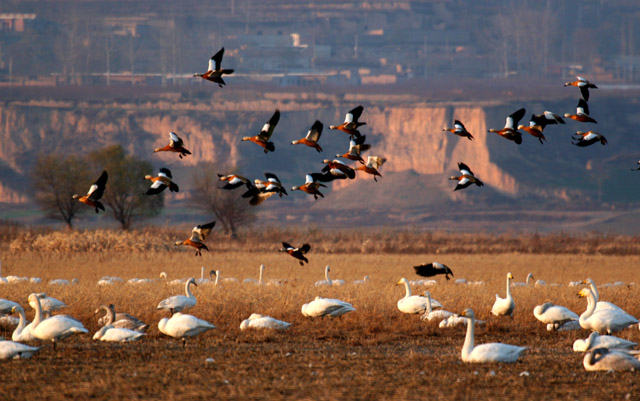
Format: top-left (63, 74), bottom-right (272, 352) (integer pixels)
top-left (154, 132), bottom-right (191, 159)
top-left (193, 47), bottom-right (234, 87)
top-left (291, 120), bottom-right (323, 152)
top-left (145, 168), bottom-right (179, 195)
top-left (449, 162), bottom-right (484, 191)
top-left (242, 109), bottom-right (279, 153)
top-left (73, 170), bottom-right (108, 213)
top-left (175, 221), bottom-right (216, 256)
top-left (488, 108), bottom-right (525, 144)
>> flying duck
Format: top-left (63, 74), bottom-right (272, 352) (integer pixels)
top-left (279, 242), bottom-right (311, 266)
top-left (292, 174), bottom-right (327, 200)
top-left (218, 174), bottom-right (252, 190)
top-left (72, 170), bottom-right (108, 213)
top-left (330, 105), bottom-right (366, 137)
top-left (242, 109), bottom-right (279, 153)
top-left (517, 114), bottom-right (548, 144)
top-left (449, 162), bottom-right (483, 191)
top-left (291, 120), bottom-right (323, 152)
top-left (193, 47), bottom-right (234, 87)
top-left (355, 156), bottom-right (386, 181)
top-left (336, 135), bottom-right (371, 164)
top-left (564, 76), bottom-right (597, 101)
top-left (488, 108), bottom-right (525, 144)
top-left (564, 99), bottom-right (597, 123)
top-left (241, 172), bottom-right (287, 206)
top-left (174, 221), bottom-right (216, 256)
top-left (572, 131), bottom-right (607, 147)
top-left (154, 132), bottom-right (192, 159)
top-left (322, 159), bottom-right (356, 179)
top-left (414, 262), bottom-right (454, 280)
top-left (145, 168), bottom-right (179, 195)
top-left (443, 120), bottom-right (474, 140)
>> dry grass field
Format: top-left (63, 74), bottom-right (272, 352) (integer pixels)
top-left (2, 230), bottom-right (640, 400)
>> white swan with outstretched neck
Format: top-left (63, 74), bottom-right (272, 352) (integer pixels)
top-left (314, 265), bottom-right (344, 287)
top-left (491, 272), bottom-right (514, 316)
top-left (396, 278), bottom-right (442, 314)
top-left (11, 305), bottom-right (36, 342)
top-left (573, 331), bottom-right (638, 352)
top-left (460, 308), bottom-right (526, 363)
top-left (157, 277), bottom-right (197, 314)
top-left (578, 287), bottom-right (638, 334)
top-left (158, 312), bottom-right (215, 347)
top-left (27, 293), bottom-right (87, 348)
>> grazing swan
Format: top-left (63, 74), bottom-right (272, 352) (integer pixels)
top-left (583, 348), bottom-right (640, 372)
top-left (28, 293), bottom-right (67, 316)
top-left (573, 331), bottom-right (638, 352)
top-left (420, 291), bottom-right (456, 322)
top-left (27, 293), bottom-right (87, 349)
top-left (239, 314), bottom-right (291, 331)
top-left (582, 278), bottom-right (625, 313)
top-left (157, 277), bottom-right (197, 314)
top-left (533, 302), bottom-right (579, 330)
top-left (459, 308), bottom-right (526, 363)
top-left (578, 287), bottom-right (638, 334)
top-left (301, 297), bottom-right (356, 318)
top-left (0, 340), bottom-right (40, 359)
top-left (513, 273), bottom-right (534, 287)
top-left (158, 312), bottom-right (215, 347)
top-left (92, 305), bottom-right (145, 342)
top-left (491, 272), bottom-right (515, 317)
top-left (396, 278), bottom-right (442, 315)
top-left (95, 304), bottom-right (148, 332)
top-left (10, 305), bottom-right (36, 342)
top-left (314, 265), bottom-right (344, 287)
top-left (243, 264), bottom-right (265, 285)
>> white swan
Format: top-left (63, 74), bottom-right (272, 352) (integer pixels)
top-left (28, 293), bottom-right (67, 316)
top-left (10, 305), bottom-right (36, 342)
top-left (27, 293), bottom-right (88, 348)
top-left (314, 265), bottom-right (344, 287)
top-left (157, 277), bottom-right (197, 314)
top-left (48, 278), bottom-right (78, 286)
top-left (491, 272), bottom-right (514, 317)
top-left (243, 264), bottom-right (265, 285)
top-left (420, 291), bottom-right (455, 322)
top-left (582, 278), bottom-right (625, 313)
top-left (240, 314), bottom-right (291, 331)
top-left (513, 273), bottom-right (534, 287)
top-left (353, 276), bottom-right (371, 285)
top-left (158, 312), bottom-right (215, 347)
top-left (583, 348), bottom-right (640, 371)
top-left (533, 302), bottom-right (579, 330)
top-left (196, 267), bottom-right (216, 285)
top-left (0, 298), bottom-right (19, 314)
top-left (96, 304), bottom-right (148, 332)
top-left (0, 340), bottom-right (40, 359)
top-left (439, 315), bottom-right (486, 328)
top-left (573, 331), bottom-right (638, 352)
top-left (214, 270), bottom-right (238, 285)
top-left (97, 276), bottom-right (124, 286)
top-left (578, 287), bottom-right (638, 334)
top-left (92, 305), bottom-right (145, 342)
top-left (459, 308), bottom-right (526, 363)
top-left (396, 278), bottom-right (441, 315)
top-left (301, 297), bottom-right (356, 318)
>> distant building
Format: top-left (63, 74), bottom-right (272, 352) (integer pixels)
top-left (0, 13), bottom-right (36, 32)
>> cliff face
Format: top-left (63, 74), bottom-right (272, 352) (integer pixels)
top-left (0, 93), bottom-right (635, 214)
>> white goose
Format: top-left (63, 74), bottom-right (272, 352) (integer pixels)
top-left (27, 293), bottom-right (87, 348)
top-left (533, 302), bottom-right (579, 330)
top-left (239, 314), bottom-right (291, 331)
top-left (459, 308), bottom-right (526, 363)
top-left (396, 278), bottom-right (442, 315)
top-left (158, 312), bottom-right (215, 347)
top-left (301, 297), bottom-right (355, 318)
top-left (10, 305), bottom-right (36, 342)
top-left (0, 340), bottom-right (40, 359)
top-left (92, 305), bottom-right (145, 342)
top-left (420, 291), bottom-right (455, 322)
top-left (578, 287), bottom-right (638, 334)
top-left (583, 348), bottom-right (640, 371)
top-left (157, 277), bottom-right (197, 314)
top-left (573, 331), bottom-right (638, 352)
top-left (491, 272), bottom-right (514, 317)
top-left (314, 265), bottom-right (344, 287)
top-left (582, 278), bottom-right (625, 313)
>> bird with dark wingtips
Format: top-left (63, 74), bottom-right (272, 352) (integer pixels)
top-left (449, 162), bottom-right (484, 191)
top-left (174, 221), bottom-right (216, 256)
top-left (154, 132), bottom-right (192, 159)
top-left (242, 109), bottom-right (279, 153)
top-left (336, 135), bottom-right (371, 164)
top-left (330, 105), bottom-right (366, 137)
top-left (517, 114), bottom-right (548, 145)
top-left (292, 174), bottom-right (327, 200)
top-left (242, 173), bottom-right (287, 206)
top-left (322, 159), bottom-right (356, 179)
top-left (193, 47), bottom-right (234, 87)
top-left (145, 168), bottom-right (179, 195)
top-left (414, 262), bottom-right (454, 280)
top-left (572, 131), bottom-right (607, 147)
top-left (292, 120), bottom-right (323, 152)
top-left (564, 99), bottom-right (597, 124)
top-left (218, 174), bottom-right (252, 190)
top-left (564, 76), bottom-right (597, 101)
top-left (488, 108), bottom-right (525, 144)
top-left (279, 242), bottom-right (311, 266)
top-left (443, 120), bottom-right (474, 140)
top-left (73, 171), bottom-right (108, 213)
top-left (355, 156), bottom-right (386, 182)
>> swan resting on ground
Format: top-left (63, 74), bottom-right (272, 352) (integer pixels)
top-left (157, 277), bottom-right (197, 314)
top-left (573, 331), bottom-right (638, 352)
top-left (533, 302), bottom-right (579, 330)
top-left (93, 305), bottom-right (145, 342)
top-left (0, 340), bottom-right (40, 359)
top-left (420, 291), bottom-right (455, 322)
top-left (301, 297), bottom-right (355, 318)
top-left (10, 305), bottom-right (36, 342)
top-left (583, 347), bottom-right (640, 371)
top-left (578, 287), bottom-right (638, 334)
top-left (491, 272), bottom-right (515, 317)
top-left (158, 312), bottom-right (216, 347)
top-left (459, 308), bottom-right (526, 363)
top-left (27, 293), bottom-right (88, 348)
top-left (96, 304), bottom-right (148, 332)
top-left (239, 314), bottom-right (291, 331)
top-left (396, 278), bottom-right (442, 314)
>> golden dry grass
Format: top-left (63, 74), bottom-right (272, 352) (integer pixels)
top-left (2, 248), bottom-right (640, 400)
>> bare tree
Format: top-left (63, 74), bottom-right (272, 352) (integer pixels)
top-left (191, 163), bottom-right (255, 238)
top-left (31, 154), bottom-right (90, 229)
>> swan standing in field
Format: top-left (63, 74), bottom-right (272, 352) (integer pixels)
top-left (96, 304), bottom-right (148, 332)
top-left (10, 305), bottom-right (36, 342)
top-left (578, 287), bottom-right (638, 334)
top-left (27, 293), bottom-right (88, 349)
top-left (301, 297), bottom-right (356, 318)
top-left (239, 314), bottom-right (291, 331)
top-left (314, 265), bottom-right (344, 287)
top-left (396, 278), bottom-right (442, 315)
top-left (157, 277), bottom-right (197, 314)
top-left (491, 272), bottom-right (515, 317)
top-left (420, 291), bottom-right (456, 322)
top-left (0, 340), bottom-right (40, 359)
top-left (158, 312), bottom-right (215, 347)
top-left (582, 278), bottom-right (625, 313)
top-left (92, 305), bottom-right (145, 342)
top-left (459, 308), bottom-right (526, 363)
top-left (533, 302), bottom-right (579, 330)
top-left (583, 348), bottom-right (640, 371)
top-left (573, 331), bottom-right (638, 352)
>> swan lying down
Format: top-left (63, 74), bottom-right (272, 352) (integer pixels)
top-left (583, 348), bottom-right (640, 371)
top-left (240, 314), bottom-right (291, 331)
top-left (459, 308), bottom-right (526, 363)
